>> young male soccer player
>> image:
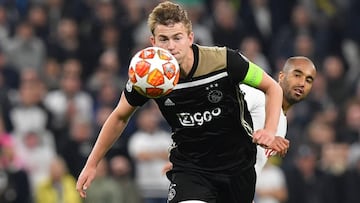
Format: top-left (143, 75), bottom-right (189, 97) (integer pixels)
top-left (76, 1), bottom-right (288, 202)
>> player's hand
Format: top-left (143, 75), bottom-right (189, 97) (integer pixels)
top-left (252, 130), bottom-right (290, 156)
top-left (76, 165), bottom-right (97, 198)
top-left (252, 129), bottom-right (276, 148)
top-left (265, 136), bottom-right (290, 157)
top-left (162, 161), bottom-right (173, 175)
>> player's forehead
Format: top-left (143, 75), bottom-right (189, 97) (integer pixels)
top-left (288, 59), bottom-right (316, 77)
top-left (153, 22), bottom-right (188, 37)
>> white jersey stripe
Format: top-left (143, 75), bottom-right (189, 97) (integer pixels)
top-left (173, 72), bottom-right (228, 90)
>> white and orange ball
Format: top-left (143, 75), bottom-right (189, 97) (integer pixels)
top-left (128, 47), bottom-right (180, 98)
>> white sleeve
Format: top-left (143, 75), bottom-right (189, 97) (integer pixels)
top-left (277, 112), bottom-right (287, 138)
top-left (240, 84), bottom-right (266, 131)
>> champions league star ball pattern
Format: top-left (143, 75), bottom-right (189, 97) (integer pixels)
top-left (128, 47), bottom-right (180, 98)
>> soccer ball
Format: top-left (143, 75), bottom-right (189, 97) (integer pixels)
top-left (128, 47), bottom-right (180, 98)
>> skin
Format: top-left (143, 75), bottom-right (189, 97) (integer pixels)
top-left (76, 17), bottom-right (285, 199)
top-left (279, 57), bottom-right (317, 114)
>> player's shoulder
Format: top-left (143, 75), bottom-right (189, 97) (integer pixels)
top-left (194, 44), bottom-right (228, 77)
top-left (196, 44), bottom-right (227, 62)
top-left (196, 44), bottom-right (239, 59)
top-left (197, 44), bottom-right (227, 53)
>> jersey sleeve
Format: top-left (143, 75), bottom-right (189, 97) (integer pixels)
top-left (123, 80), bottom-right (149, 106)
top-left (226, 49), bottom-right (264, 87)
top-left (240, 84), bottom-right (266, 131)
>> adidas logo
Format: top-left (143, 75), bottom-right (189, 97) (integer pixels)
top-left (164, 98), bottom-right (175, 106)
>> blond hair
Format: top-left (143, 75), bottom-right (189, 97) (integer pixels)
top-left (148, 1), bottom-right (192, 35)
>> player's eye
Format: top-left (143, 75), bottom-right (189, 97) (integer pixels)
top-left (159, 37), bottom-right (168, 42)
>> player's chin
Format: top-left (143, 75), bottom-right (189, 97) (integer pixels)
top-left (289, 96), bottom-right (303, 104)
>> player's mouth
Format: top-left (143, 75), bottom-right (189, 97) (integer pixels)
top-left (293, 88), bottom-right (304, 97)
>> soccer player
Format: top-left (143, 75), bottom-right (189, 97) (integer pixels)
top-left (240, 56), bottom-right (317, 177)
top-left (76, 1), bottom-right (288, 203)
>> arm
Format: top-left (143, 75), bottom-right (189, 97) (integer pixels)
top-left (229, 51), bottom-right (282, 135)
top-left (228, 51), bottom-right (288, 154)
top-left (76, 92), bottom-right (137, 198)
top-left (255, 71), bottom-right (283, 135)
top-left (242, 85), bottom-right (289, 176)
top-left (241, 61), bottom-right (288, 153)
top-left (252, 72), bottom-right (289, 154)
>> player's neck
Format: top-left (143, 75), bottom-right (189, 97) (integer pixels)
top-left (282, 101), bottom-right (292, 115)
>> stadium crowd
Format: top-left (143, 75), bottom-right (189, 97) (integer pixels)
top-left (0, 0), bottom-right (359, 203)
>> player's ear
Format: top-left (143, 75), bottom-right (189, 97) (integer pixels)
top-left (278, 71), bottom-right (284, 82)
top-left (188, 31), bottom-right (194, 44)
top-left (150, 36), bottom-right (155, 46)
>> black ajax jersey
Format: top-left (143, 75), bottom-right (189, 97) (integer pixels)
top-left (124, 44), bottom-right (256, 174)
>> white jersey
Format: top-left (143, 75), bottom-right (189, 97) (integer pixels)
top-left (240, 84), bottom-right (287, 177)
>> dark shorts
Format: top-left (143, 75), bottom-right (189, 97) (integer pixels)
top-left (166, 167), bottom-right (256, 203)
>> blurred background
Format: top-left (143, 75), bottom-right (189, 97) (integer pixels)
top-left (0, 0), bottom-right (359, 203)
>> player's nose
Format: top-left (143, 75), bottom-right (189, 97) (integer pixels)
top-left (167, 39), bottom-right (176, 50)
top-left (297, 77), bottom-right (306, 86)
